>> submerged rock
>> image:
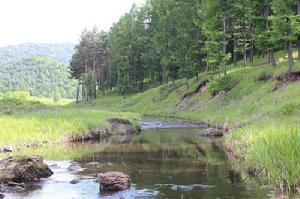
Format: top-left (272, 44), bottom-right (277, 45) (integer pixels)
top-left (0, 184), bottom-right (4, 195)
top-left (97, 171), bottom-right (131, 193)
top-left (67, 162), bottom-right (82, 172)
top-left (0, 155), bottom-right (53, 183)
top-left (70, 176), bottom-right (84, 184)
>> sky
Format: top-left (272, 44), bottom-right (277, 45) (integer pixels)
top-left (0, 0), bottom-right (145, 46)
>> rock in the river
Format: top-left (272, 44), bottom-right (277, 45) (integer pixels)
top-left (0, 155), bottom-right (53, 183)
top-left (87, 162), bottom-right (99, 166)
top-left (0, 184), bottom-right (4, 195)
top-left (97, 171), bottom-right (131, 192)
top-left (13, 185), bottom-right (25, 192)
top-left (108, 118), bottom-right (140, 135)
top-left (7, 181), bottom-right (24, 188)
top-left (7, 181), bottom-right (25, 192)
top-left (70, 176), bottom-right (83, 184)
top-left (67, 162), bottom-right (82, 172)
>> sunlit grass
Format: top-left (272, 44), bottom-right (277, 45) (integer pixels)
top-left (82, 49), bottom-right (300, 190)
top-left (0, 108), bottom-right (140, 147)
top-left (226, 123), bottom-right (300, 191)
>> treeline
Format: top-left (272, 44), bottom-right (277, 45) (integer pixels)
top-left (0, 43), bottom-right (75, 64)
top-left (0, 56), bottom-right (76, 99)
top-left (70, 0), bottom-right (300, 100)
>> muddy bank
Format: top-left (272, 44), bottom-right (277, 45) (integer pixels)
top-left (69, 118), bottom-right (141, 142)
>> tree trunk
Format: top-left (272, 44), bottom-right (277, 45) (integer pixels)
top-left (233, 15), bottom-right (237, 66)
top-left (222, 13), bottom-right (227, 76)
top-left (243, 49), bottom-right (247, 67)
top-left (270, 50), bottom-right (277, 67)
top-left (298, 0), bottom-right (300, 62)
top-left (288, 40), bottom-right (294, 74)
top-left (243, 2), bottom-right (246, 67)
top-left (265, 5), bottom-right (276, 67)
top-left (76, 80), bottom-right (80, 103)
top-left (93, 59), bottom-right (97, 99)
top-left (250, 37), bottom-right (254, 65)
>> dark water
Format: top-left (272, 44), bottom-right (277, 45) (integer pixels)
top-left (3, 125), bottom-right (272, 199)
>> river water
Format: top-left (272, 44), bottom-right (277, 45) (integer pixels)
top-left (3, 122), bottom-right (273, 199)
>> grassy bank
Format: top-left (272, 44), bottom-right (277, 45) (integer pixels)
top-left (0, 95), bottom-right (140, 150)
top-left (81, 50), bottom-right (300, 191)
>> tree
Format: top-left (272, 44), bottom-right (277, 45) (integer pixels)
top-left (271, 0), bottom-right (298, 73)
top-left (202, 0), bottom-right (232, 75)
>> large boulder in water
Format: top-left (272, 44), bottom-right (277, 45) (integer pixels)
top-left (0, 155), bottom-right (53, 183)
top-left (96, 171), bottom-right (131, 192)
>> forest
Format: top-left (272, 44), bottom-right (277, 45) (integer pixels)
top-left (70, 0), bottom-right (300, 100)
top-left (0, 43), bottom-right (76, 99)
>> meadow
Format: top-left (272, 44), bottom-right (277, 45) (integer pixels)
top-left (0, 92), bottom-right (140, 150)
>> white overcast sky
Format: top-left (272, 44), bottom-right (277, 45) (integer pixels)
top-left (0, 0), bottom-right (145, 46)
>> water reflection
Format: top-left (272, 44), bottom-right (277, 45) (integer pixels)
top-left (4, 127), bottom-right (271, 199)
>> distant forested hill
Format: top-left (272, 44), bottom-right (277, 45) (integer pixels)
top-left (0, 43), bottom-right (76, 99)
top-left (0, 55), bottom-right (76, 98)
top-left (0, 43), bottom-right (74, 64)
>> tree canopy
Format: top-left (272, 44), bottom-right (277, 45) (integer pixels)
top-left (70, 0), bottom-right (300, 98)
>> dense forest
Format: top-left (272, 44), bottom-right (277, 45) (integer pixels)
top-left (70, 0), bottom-right (300, 100)
top-left (0, 43), bottom-right (76, 99)
top-left (0, 43), bottom-right (74, 64)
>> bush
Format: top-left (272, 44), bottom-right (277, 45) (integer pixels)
top-left (256, 72), bottom-right (272, 82)
top-left (208, 76), bottom-right (239, 96)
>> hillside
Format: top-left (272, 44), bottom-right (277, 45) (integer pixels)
top-left (0, 43), bottom-right (74, 64)
top-left (75, 51), bottom-right (300, 190)
top-left (0, 56), bottom-right (76, 98)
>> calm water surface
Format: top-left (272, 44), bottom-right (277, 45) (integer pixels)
top-left (3, 123), bottom-right (273, 199)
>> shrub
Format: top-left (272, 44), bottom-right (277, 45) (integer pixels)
top-left (208, 76), bottom-right (239, 96)
top-left (256, 72), bottom-right (273, 82)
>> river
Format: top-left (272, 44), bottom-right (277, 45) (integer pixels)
top-left (3, 122), bottom-right (272, 199)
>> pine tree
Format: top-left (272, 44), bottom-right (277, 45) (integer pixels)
top-left (271, 0), bottom-right (298, 73)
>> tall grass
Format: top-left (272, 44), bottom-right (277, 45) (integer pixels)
top-left (226, 124), bottom-right (300, 190)
top-left (0, 108), bottom-right (140, 146)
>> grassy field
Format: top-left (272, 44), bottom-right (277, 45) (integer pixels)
top-left (0, 93), bottom-right (140, 150)
top-left (78, 50), bottom-right (300, 191)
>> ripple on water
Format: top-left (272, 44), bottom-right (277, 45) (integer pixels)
top-left (3, 161), bottom-right (161, 199)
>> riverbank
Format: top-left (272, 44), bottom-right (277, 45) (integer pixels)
top-left (0, 97), bottom-right (141, 155)
top-left (78, 55), bottom-right (300, 191)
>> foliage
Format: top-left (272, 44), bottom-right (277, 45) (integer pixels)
top-left (207, 76), bottom-right (239, 96)
top-left (0, 56), bottom-right (76, 98)
top-left (256, 71), bottom-right (273, 82)
top-left (0, 43), bottom-right (74, 64)
top-left (70, 0), bottom-right (300, 97)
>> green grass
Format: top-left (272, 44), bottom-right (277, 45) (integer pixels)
top-left (79, 49), bottom-right (300, 191)
top-left (0, 108), bottom-right (140, 147)
top-left (225, 122), bottom-right (300, 191)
